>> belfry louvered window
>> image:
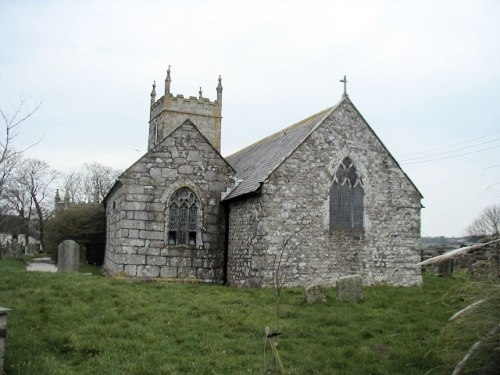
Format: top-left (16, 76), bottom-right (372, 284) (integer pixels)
top-left (168, 187), bottom-right (199, 246)
top-left (330, 157), bottom-right (364, 231)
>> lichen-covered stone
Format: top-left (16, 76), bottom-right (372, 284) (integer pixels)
top-left (57, 240), bottom-right (80, 272)
top-left (336, 275), bottom-right (364, 301)
top-left (227, 100), bottom-right (422, 287)
top-left (105, 82), bottom-right (422, 288)
top-left (104, 120), bottom-right (234, 282)
top-left (305, 285), bottom-right (327, 304)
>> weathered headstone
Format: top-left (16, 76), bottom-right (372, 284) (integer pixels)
top-left (336, 275), bottom-right (364, 301)
top-left (437, 259), bottom-right (454, 277)
top-left (0, 307), bottom-right (12, 375)
top-left (58, 240), bottom-right (80, 272)
top-left (24, 243), bottom-right (40, 256)
top-left (0, 242), bottom-right (23, 259)
top-left (305, 284), bottom-right (327, 304)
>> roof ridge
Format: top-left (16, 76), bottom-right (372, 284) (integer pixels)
top-left (227, 106), bottom-right (333, 160)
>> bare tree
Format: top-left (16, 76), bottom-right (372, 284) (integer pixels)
top-left (62, 169), bottom-right (84, 203)
top-left (0, 98), bottom-right (42, 201)
top-left (466, 204), bottom-right (500, 238)
top-left (12, 158), bottom-right (60, 249)
top-left (81, 162), bottom-right (120, 203)
top-left (2, 172), bottom-right (34, 236)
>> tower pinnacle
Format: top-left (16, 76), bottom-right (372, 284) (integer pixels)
top-left (199, 87), bottom-right (203, 99)
top-left (216, 75), bottom-right (223, 103)
top-left (165, 65), bottom-right (172, 95)
top-left (150, 81), bottom-right (156, 108)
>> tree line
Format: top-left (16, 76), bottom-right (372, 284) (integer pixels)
top-left (0, 98), bottom-right (120, 256)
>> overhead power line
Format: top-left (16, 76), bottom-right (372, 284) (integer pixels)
top-left (400, 137), bottom-right (500, 163)
top-left (399, 130), bottom-right (500, 158)
top-left (401, 144), bottom-right (500, 165)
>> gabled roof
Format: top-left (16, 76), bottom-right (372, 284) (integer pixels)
top-left (223, 104), bottom-right (338, 200)
top-left (103, 119), bottom-right (234, 204)
top-left (223, 97), bottom-right (422, 201)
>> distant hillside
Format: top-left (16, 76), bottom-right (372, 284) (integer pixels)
top-left (420, 236), bottom-right (473, 249)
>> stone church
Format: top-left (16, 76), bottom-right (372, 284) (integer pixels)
top-left (103, 67), bottom-right (423, 287)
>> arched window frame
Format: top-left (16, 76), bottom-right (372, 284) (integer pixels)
top-left (329, 157), bottom-right (364, 232)
top-left (167, 187), bottom-right (200, 247)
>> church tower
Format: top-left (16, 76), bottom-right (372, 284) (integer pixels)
top-left (148, 66), bottom-right (223, 151)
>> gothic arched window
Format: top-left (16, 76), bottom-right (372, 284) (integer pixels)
top-left (168, 187), bottom-right (199, 246)
top-left (329, 157), bottom-right (364, 231)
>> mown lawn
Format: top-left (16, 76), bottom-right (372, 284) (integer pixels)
top-left (0, 259), bottom-right (469, 374)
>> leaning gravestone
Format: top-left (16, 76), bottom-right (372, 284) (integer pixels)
top-left (336, 275), bottom-right (364, 301)
top-left (58, 240), bottom-right (80, 272)
top-left (305, 284), bottom-right (327, 304)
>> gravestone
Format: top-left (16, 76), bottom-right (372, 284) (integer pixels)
top-left (0, 242), bottom-right (23, 259)
top-left (437, 259), bottom-right (454, 277)
top-left (304, 284), bottom-right (327, 304)
top-left (336, 275), bottom-right (364, 301)
top-left (0, 307), bottom-right (12, 375)
top-left (24, 243), bottom-right (40, 256)
top-left (58, 240), bottom-right (80, 272)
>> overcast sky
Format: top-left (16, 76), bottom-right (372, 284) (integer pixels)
top-left (1, 0), bottom-right (499, 237)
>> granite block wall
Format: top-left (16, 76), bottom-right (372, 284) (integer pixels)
top-left (104, 120), bottom-right (233, 282)
top-left (227, 100), bottom-right (422, 287)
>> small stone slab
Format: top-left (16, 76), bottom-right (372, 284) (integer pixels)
top-left (26, 262), bottom-right (57, 273)
top-left (58, 240), bottom-right (80, 272)
top-left (305, 284), bottom-right (327, 304)
top-left (336, 275), bottom-right (364, 301)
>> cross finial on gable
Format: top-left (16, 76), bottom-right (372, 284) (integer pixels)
top-left (340, 75), bottom-right (348, 98)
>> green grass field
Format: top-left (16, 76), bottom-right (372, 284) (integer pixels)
top-left (0, 259), bottom-right (475, 374)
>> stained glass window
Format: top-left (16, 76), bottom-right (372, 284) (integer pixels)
top-left (330, 157), bottom-right (364, 232)
top-left (168, 187), bottom-right (199, 246)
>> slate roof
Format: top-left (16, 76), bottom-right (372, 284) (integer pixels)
top-left (223, 104), bottom-right (338, 200)
top-left (223, 97), bottom-right (423, 201)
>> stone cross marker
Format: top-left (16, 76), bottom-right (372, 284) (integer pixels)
top-left (340, 75), bottom-right (348, 97)
top-left (336, 274), bottom-right (364, 301)
top-left (58, 239), bottom-right (80, 272)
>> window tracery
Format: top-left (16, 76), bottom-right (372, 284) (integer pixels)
top-left (330, 157), bottom-right (364, 231)
top-left (168, 187), bottom-right (199, 246)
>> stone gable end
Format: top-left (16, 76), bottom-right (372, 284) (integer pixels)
top-left (227, 100), bottom-right (422, 287)
top-left (104, 120), bottom-right (234, 282)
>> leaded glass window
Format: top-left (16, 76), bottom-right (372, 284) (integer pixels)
top-left (329, 157), bottom-right (364, 231)
top-left (168, 187), bottom-right (199, 246)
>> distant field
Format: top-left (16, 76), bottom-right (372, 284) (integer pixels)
top-left (0, 259), bottom-right (472, 374)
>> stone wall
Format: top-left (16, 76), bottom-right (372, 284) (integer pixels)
top-left (149, 94), bottom-right (222, 152)
top-left (104, 120), bottom-right (233, 282)
top-left (227, 100), bottom-right (422, 287)
top-left (226, 195), bottom-right (268, 286)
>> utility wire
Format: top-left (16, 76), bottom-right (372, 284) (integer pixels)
top-left (400, 137), bottom-right (500, 162)
top-left (401, 144), bottom-right (500, 165)
top-left (399, 130), bottom-right (500, 158)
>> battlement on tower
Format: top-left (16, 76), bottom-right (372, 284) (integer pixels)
top-left (148, 67), bottom-right (223, 151)
top-left (150, 93), bottom-right (220, 120)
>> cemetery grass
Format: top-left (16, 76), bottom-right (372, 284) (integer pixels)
top-left (0, 259), bottom-right (469, 375)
